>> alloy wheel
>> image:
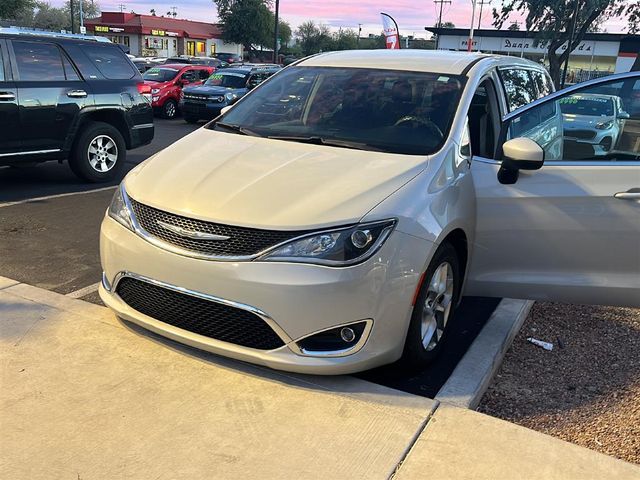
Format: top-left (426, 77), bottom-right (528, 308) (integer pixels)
top-left (87, 135), bottom-right (118, 173)
top-left (165, 101), bottom-right (176, 118)
top-left (420, 262), bottom-right (454, 351)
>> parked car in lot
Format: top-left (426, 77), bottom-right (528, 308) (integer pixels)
top-left (143, 64), bottom-right (214, 118)
top-left (164, 56), bottom-right (228, 68)
top-left (560, 93), bottom-right (629, 157)
top-left (100, 50), bottom-right (640, 374)
top-left (181, 64), bottom-right (281, 122)
top-left (0, 28), bottom-right (154, 182)
top-left (132, 57), bottom-right (155, 73)
top-left (213, 52), bottom-right (242, 64)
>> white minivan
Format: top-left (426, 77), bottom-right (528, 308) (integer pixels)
top-left (100, 50), bottom-right (640, 374)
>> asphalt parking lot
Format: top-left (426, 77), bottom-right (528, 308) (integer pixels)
top-left (0, 117), bottom-right (499, 397)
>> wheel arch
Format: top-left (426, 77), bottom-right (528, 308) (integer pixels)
top-left (70, 109), bottom-right (132, 150)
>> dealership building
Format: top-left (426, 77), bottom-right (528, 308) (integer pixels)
top-left (427, 28), bottom-right (639, 81)
top-left (85, 12), bottom-right (242, 58)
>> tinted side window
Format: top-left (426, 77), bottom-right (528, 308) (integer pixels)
top-left (13, 41), bottom-right (65, 81)
top-left (500, 68), bottom-right (537, 111)
top-left (0, 44), bottom-right (5, 81)
top-left (61, 53), bottom-right (80, 81)
top-left (81, 44), bottom-right (136, 80)
top-left (198, 69), bottom-right (210, 81)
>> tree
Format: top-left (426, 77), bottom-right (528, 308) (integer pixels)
top-left (331, 28), bottom-right (358, 51)
top-left (0, 0), bottom-right (35, 19)
top-left (493, 0), bottom-right (640, 87)
top-left (214, 0), bottom-right (273, 54)
top-left (269, 19), bottom-right (291, 48)
top-left (440, 21), bottom-right (455, 28)
top-left (295, 21), bottom-right (332, 55)
top-left (507, 22), bottom-right (521, 30)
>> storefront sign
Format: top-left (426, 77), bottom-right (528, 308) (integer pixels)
top-left (95, 25), bottom-right (124, 33)
top-left (151, 29), bottom-right (166, 36)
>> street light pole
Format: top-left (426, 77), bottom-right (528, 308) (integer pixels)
top-left (273, 0), bottom-right (280, 64)
top-left (468, 0), bottom-right (477, 52)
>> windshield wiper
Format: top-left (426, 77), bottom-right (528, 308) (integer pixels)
top-left (214, 122), bottom-right (261, 137)
top-left (266, 135), bottom-right (385, 152)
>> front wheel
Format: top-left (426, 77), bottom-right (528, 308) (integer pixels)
top-left (162, 99), bottom-right (178, 119)
top-left (401, 243), bottom-right (460, 369)
top-left (68, 121), bottom-right (126, 183)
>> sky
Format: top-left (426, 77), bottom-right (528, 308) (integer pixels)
top-left (49, 0), bottom-right (630, 38)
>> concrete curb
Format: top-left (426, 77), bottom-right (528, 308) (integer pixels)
top-left (435, 298), bottom-right (534, 409)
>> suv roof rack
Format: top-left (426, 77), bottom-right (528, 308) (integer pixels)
top-left (0, 27), bottom-right (110, 43)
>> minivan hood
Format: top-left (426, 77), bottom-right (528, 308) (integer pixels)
top-left (125, 128), bottom-right (428, 230)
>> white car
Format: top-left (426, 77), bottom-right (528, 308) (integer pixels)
top-left (99, 50), bottom-right (640, 374)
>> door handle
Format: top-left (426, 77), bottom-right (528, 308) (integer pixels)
top-left (0, 92), bottom-right (16, 101)
top-left (67, 90), bottom-right (87, 98)
top-left (614, 190), bottom-right (640, 200)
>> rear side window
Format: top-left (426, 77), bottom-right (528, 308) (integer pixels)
top-left (81, 44), bottom-right (136, 79)
top-left (61, 54), bottom-right (81, 81)
top-left (531, 70), bottom-right (554, 98)
top-left (500, 68), bottom-right (537, 111)
top-left (13, 41), bottom-right (66, 81)
top-left (198, 69), bottom-right (210, 81)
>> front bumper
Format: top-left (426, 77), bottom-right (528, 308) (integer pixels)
top-left (180, 101), bottom-right (224, 119)
top-left (99, 215), bottom-right (433, 374)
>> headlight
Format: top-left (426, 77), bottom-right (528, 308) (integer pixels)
top-left (225, 92), bottom-right (238, 103)
top-left (259, 219), bottom-right (396, 266)
top-left (108, 184), bottom-right (134, 231)
top-left (595, 121), bottom-right (613, 130)
top-left (151, 88), bottom-right (160, 94)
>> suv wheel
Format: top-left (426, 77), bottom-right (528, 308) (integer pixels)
top-left (69, 122), bottom-right (126, 183)
top-left (401, 243), bottom-right (460, 369)
top-left (163, 99), bottom-right (178, 119)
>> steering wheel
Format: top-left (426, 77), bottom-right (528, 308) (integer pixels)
top-left (394, 115), bottom-right (444, 140)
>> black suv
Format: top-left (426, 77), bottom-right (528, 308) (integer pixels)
top-left (0, 29), bottom-right (154, 182)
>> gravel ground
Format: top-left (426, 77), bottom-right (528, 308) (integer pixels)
top-left (479, 302), bottom-right (640, 465)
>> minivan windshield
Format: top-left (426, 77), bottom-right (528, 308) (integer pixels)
top-left (208, 66), bottom-right (464, 155)
top-left (205, 72), bottom-right (247, 88)
top-left (143, 67), bottom-right (179, 82)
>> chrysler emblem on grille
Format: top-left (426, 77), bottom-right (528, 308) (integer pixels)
top-left (156, 220), bottom-right (231, 241)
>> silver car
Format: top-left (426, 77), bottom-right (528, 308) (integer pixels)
top-left (561, 93), bottom-right (629, 156)
top-left (99, 50), bottom-right (640, 374)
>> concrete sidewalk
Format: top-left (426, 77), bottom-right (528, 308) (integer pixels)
top-left (1, 276), bottom-right (638, 479)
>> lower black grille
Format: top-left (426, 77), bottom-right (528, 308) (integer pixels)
top-left (565, 129), bottom-right (596, 140)
top-left (129, 198), bottom-right (310, 257)
top-left (116, 277), bottom-right (285, 350)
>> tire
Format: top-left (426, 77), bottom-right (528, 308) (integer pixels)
top-left (162, 99), bottom-right (178, 119)
top-left (184, 114), bottom-right (199, 124)
top-left (68, 121), bottom-right (126, 183)
top-left (401, 242), bottom-right (461, 369)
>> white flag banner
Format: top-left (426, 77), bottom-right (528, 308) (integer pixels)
top-left (380, 12), bottom-right (400, 49)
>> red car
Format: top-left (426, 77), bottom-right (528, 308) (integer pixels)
top-left (143, 64), bottom-right (215, 118)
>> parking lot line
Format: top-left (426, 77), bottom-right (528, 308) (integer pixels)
top-left (65, 282), bottom-right (101, 299)
top-left (0, 185), bottom-right (116, 209)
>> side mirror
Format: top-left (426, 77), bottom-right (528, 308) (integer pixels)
top-left (220, 105), bottom-right (232, 115)
top-left (618, 111), bottom-right (630, 120)
top-left (498, 137), bottom-right (544, 185)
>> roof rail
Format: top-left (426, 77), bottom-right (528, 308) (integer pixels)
top-left (0, 27), bottom-right (110, 43)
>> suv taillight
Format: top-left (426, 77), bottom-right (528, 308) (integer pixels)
top-left (137, 83), bottom-right (152, 103)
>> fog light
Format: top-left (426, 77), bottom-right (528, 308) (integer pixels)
top-left (340, 327), bottom-right (356, 343)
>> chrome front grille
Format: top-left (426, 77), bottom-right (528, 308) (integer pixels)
top-left (129, 198), bottom-right (310, 258)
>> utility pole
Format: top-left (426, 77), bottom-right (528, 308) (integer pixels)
top-left (477, 0), bottom-right (491, 29)
top-left (118, 4), bottom-right (126, 13)
top-left (169, 6), bottom-right (177, 18)
top-left (70, 0), bottom-right (75, 33)
top-left (273, 0), bottom-right (280, 63)
top-left (561, 0), bottom-right (580, 88)
top-left (358, 24), bottom-right (362, 46)
top-left (434, 0), bottom-right (451, 49)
